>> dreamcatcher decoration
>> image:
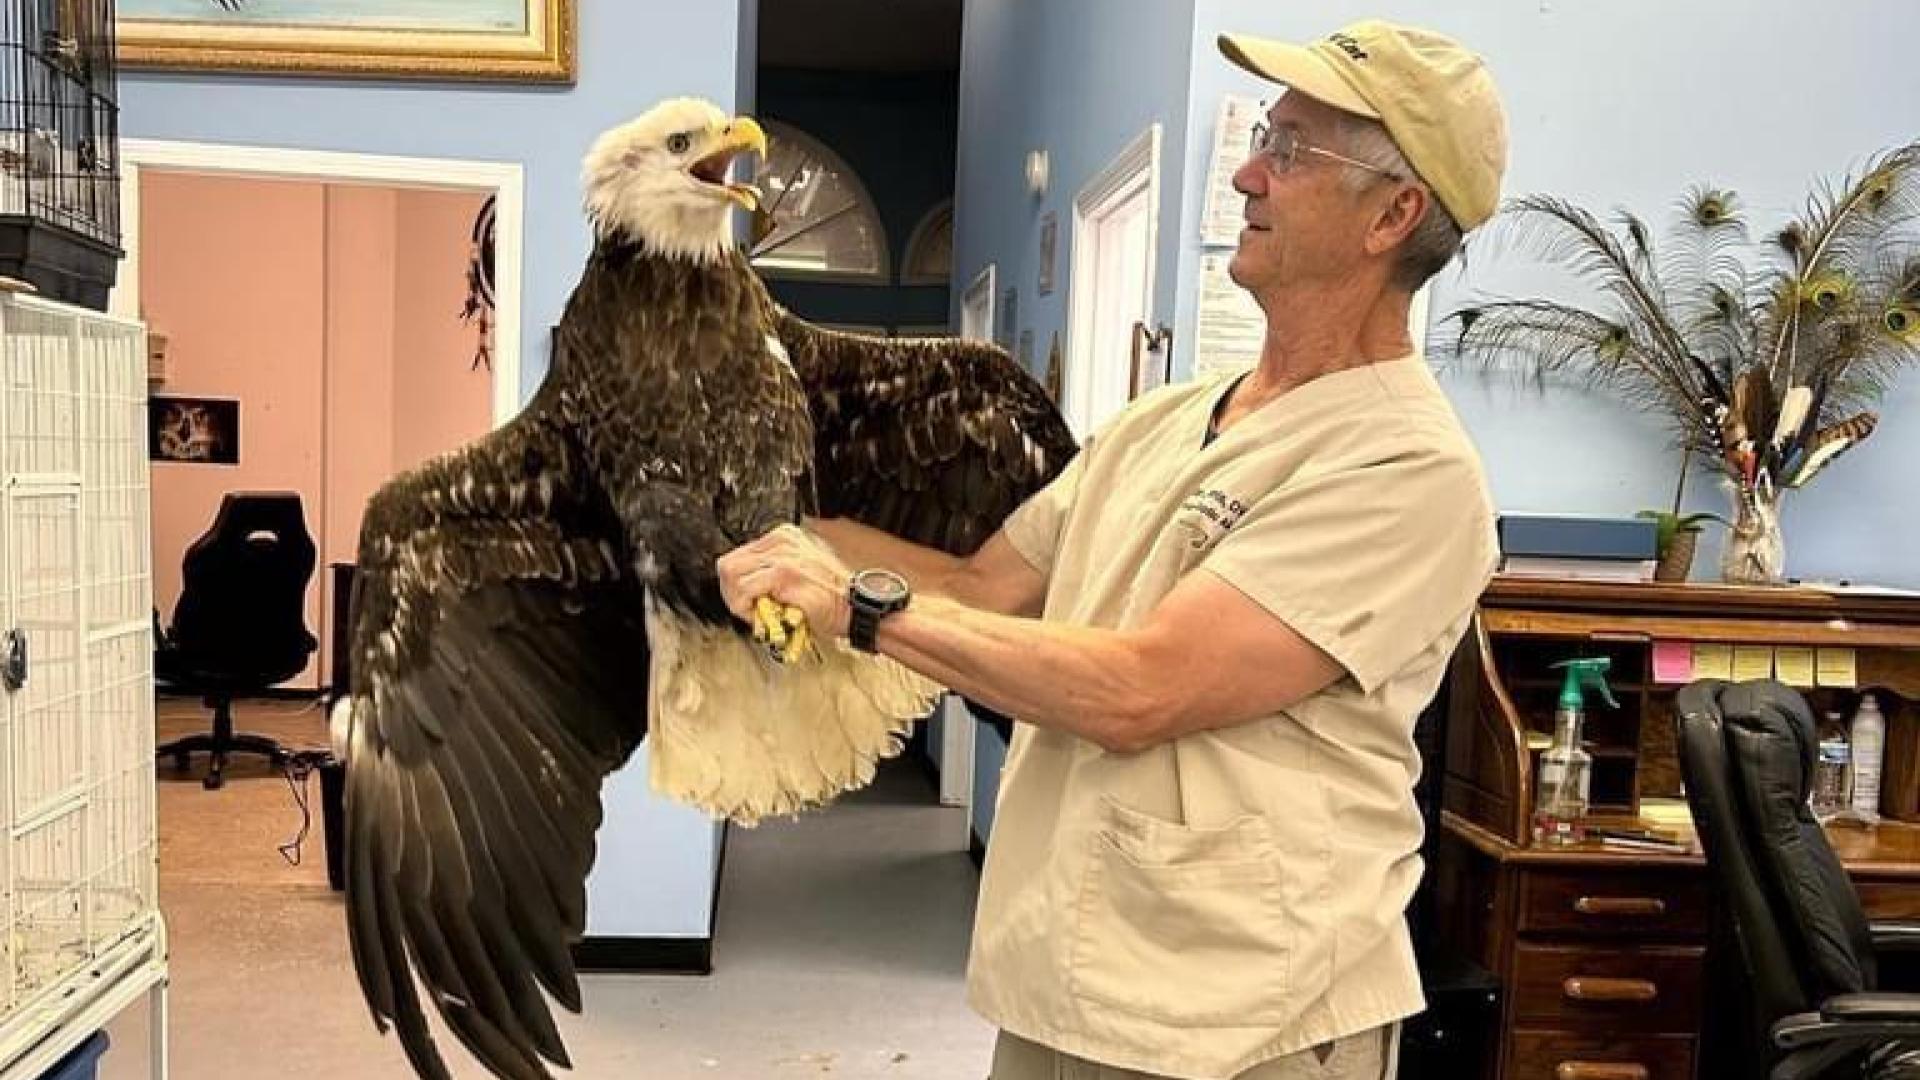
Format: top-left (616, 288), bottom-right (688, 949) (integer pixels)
top-left (461, 193), bottom-right (496, 372)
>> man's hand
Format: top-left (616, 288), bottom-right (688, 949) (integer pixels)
top-left (716, 525), bottom-right (856, 654)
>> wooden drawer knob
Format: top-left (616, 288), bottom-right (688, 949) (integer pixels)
top-left (1574, 896), bottom-right (1667, 917)
top-left (1563, 976), bottom-right (1659, 1003)
top-left (1556, 1064), bottom-right (1649, 1080)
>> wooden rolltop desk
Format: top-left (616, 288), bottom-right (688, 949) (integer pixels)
top-left (1430, 578), bottom-right (1920, 1080)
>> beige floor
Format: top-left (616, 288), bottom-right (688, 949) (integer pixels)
top-left (100, 697), bottom-right (992, 1080)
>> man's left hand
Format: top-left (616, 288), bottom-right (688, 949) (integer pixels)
top-left (716, 524), bottom-right (855, 642)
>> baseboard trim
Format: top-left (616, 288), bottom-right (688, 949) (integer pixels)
top-left (571, 936), bottom-right (712, 975)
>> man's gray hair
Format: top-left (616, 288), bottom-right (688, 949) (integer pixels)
top-left (1333, 113), bottom-right (1463, 291)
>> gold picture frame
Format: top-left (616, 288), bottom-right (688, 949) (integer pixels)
top-left (116, 0), bottom-right (577, 83)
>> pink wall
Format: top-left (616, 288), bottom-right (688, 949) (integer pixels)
top-left (146, 174), bottom-right (492, 690)
top-left (392, 190), bottom-right (494, 475)
top-left (145, 173), bottom-right (327, 685)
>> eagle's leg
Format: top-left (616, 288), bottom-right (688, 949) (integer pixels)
top-left (753, 596), bottom-right (815, 664)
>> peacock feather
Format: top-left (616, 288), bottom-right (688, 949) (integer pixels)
top-left (1434, 138), bottom-right (1920, 499)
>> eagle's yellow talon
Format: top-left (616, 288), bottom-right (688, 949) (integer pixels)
top-left (785, 621), bottom-right (812, 663)
top-left (754, 596), bottom-right (788, 647)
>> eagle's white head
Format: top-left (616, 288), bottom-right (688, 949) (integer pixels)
top-left (581, 97), bottom-right (767, 264)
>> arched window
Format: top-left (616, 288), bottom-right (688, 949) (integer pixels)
top-left (899, 200), bottom-right (953, 285)
top-left (749, 122), bottom-right (888, 283)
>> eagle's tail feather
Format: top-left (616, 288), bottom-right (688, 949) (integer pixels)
top-left (644, 595), bottom-right (942, 824)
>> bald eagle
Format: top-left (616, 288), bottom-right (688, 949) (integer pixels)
top-left (333, 98), bottom-right (1076, 1080)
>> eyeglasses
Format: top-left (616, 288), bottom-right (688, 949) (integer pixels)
top-left (1247, 121), bottom-right (1403, 181)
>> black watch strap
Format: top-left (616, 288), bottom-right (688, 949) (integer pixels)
top-left (848, 605), bottom-right (882, 653)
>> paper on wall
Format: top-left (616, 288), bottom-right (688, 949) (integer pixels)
top-left (1200, 94), bottom-right (1267, 248)
top-left (1193, 253), bottom-right (1265, 379)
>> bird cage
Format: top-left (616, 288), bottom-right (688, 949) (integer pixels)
top-left (0, 290), bottom-right (164, 1077)
top-left (0, 0), bottom-right (121, 311)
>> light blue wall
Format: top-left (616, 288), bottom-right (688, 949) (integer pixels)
top-left (122, 0), bottom-right (748, 939)
top-left (1184, 0), bottom-right (1920, 587)
top-left (953, 0), bottom-right (1197, 379)
top-left (971, 722), bottom-right (1008, 848)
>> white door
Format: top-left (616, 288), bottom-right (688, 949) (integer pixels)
top-left (960, 264), bottom-right (996, 344)
top-left (1067, 126), bottom-right (1161, 439)
top-left (927, 264), bottom-right (1000, 820)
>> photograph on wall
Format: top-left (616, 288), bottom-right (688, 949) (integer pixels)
top-left (149, 396), bottom-right (240, 465)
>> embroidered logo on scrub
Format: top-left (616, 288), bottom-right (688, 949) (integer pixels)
top-left (1174, 488), bottom-right (1248, 550)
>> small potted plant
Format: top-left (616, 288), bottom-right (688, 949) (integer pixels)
top-left (1638, 452), bottom-right (1727, 582)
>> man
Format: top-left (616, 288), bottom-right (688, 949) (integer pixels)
top-left (717, 19), bottom-right (1507, 1080)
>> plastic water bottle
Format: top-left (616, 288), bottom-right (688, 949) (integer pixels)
top-left (1850, 693), bottom-right (1886, 820)
top-left (1812, 711), bottom-right (1851, 820)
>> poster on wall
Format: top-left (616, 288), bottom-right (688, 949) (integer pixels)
top-left (149, 396), bottom-right (239, 465)
top-left (1193, 253), bottom-right (1265, 378)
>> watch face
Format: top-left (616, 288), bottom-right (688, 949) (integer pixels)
top-left (853, 568), bottom-right (910, 604)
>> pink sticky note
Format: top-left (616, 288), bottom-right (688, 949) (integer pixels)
top-left (1653, 641), bottom-right (1694, 684)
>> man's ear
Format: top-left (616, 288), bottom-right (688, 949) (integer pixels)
top-left (1366, 183), bottom-right (1429, 257)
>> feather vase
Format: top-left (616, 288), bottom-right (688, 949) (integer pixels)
top-left (1721, 485), bottom-right (1786, 585)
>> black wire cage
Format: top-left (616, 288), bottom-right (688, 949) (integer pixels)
top-left (0, 0), bottom-right (120, 310)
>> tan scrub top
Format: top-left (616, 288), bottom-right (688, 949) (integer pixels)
top-left (966, 357), bottom-right (1498, 1080)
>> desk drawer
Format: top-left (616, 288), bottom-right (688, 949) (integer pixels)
top-left (1509, 1032), bottom-right (1693, 1080)
top-left (1519, 868), bottom-right (1707, 937)
top-left (1513, 944), bottom-right (1703, 1033)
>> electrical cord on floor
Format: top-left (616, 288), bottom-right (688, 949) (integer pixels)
top-left (277, 748), bottom-right (334, 867)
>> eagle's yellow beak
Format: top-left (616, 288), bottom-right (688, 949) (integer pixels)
top-left (715, 117), bottom-right (767, 211)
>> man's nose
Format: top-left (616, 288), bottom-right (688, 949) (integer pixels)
top-left (1232, 155), bottom-right (1266, 199)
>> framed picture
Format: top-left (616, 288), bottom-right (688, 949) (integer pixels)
top-left (149, 396), bottom-right (240, 465)
top-left (1037, 212), bottom-right (1057, 296)
top-left (1130, 322), bottom-right (1173, 400)
top-left (117, 0), bottom-right (577, 83)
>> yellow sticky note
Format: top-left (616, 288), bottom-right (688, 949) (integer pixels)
top-left (1693, 643), bottom-right (1734, 680)
top-left (1817, 647), bottom-right (1858, 688)
top-left (1774, 646), bottom-right (1817, 687)
top-left (1732, 646), bottom-right (1775, 681)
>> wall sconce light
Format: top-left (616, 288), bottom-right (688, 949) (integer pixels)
top-left (1025, 149), bottom-right (1049, 198)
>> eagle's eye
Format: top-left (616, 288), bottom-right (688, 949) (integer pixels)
top-left (666, 132), bottom-right (692, 155)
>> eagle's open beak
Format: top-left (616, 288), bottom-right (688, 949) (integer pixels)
top-left (701, 117), bottom-right (767, 211)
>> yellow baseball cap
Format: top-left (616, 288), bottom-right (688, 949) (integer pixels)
top-left (1217, 20), bottom-right (1509, 230)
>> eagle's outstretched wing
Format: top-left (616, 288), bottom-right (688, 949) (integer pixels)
top-left (774, 312), bottom-right (1078, 742)
top-left (775, 311), bottom-right (1078, 556)
top-left (338, 400), bottom-right (647, 1080)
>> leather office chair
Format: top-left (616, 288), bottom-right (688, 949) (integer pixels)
top-left (156, 492), bottom-right (318, 789)
top-left (1676, 679), bottom-right (1920, 1080)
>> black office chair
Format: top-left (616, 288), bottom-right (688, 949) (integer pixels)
top-left (156, 492), bottom-right (318, 789)
top-left (1676, 679), bottom-right (1920, 1080)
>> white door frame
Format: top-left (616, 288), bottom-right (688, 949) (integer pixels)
top-left (113, 139), bottom-right (526, 427)
top-left (959, 262), bottom-right (996, 346)
top-left (931, 261), bottom-right (1000, 816)
top-left (1065, 124), bottom-right (1160, 437)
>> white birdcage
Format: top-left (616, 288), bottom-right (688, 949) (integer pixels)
top-left (0, 290), bottom-right (164, 1079)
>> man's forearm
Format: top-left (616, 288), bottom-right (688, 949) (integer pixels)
top-left (806, 516), bottom-right (966, 597)
top-left (876, 595), bottom-right (1163, 753)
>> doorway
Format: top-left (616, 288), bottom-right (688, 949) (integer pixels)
top-left (1065, 125), bottom-right (1161, 439)
top-left (115, 141), bottom-right (523, 693)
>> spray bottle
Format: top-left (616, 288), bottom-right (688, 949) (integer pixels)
top-left (1533, 658), bottom-right (1618, 846)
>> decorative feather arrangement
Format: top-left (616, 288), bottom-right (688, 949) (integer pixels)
top-left (1434, 142), bottom-right (1920, 514)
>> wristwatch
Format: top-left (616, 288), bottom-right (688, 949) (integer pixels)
top-left (847, 568), bottom-right (911, 653)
